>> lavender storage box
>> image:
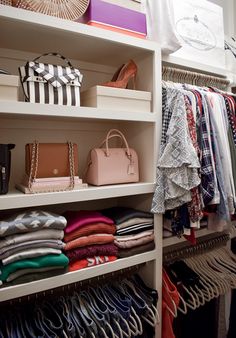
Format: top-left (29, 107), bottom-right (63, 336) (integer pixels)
top-left (78, 0), bottom-right (147, 38)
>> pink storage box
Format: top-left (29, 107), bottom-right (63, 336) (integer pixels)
top-left (78, 0), bottom-right (147, 39)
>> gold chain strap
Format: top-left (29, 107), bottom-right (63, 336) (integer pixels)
top-left (28, 140), bottom-right (38, 193)
top-left (28, 141), bottom-right (75, 194)
top-left (68, 141), bottom-right (75, 190)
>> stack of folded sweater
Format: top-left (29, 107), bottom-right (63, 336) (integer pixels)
top-left (63, 210), bottom-right (118, 272)
top-left (0, 210), bottom-right (69, 286)
top-left (101, 207), bottom-right (155, 258)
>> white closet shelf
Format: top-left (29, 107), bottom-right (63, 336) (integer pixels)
top-left (162, 54), bottom-right (227, 77)
top-left (0, 5), bottom-right (159, 65)
top-left (0, 102), bottom-right (157, 123)
top-left (0, 183), bottom-right (155, 210)
top-left (0, 250), bottom-right (156, 302)
top-left (163, 228), bottom-right (219, 248)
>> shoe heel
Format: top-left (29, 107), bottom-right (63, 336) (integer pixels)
top-left (129, 74), bottom-right (136, 90)
top-left (101, 60), bottom-right (138, 90)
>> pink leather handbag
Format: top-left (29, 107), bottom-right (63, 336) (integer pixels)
top-left (85, 129), bottom-right (139, 186)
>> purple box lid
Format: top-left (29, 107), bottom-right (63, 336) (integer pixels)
top-left (79, 0), bottom-right (147, 34)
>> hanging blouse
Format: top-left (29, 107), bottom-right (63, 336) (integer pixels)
top-left (220, 94), bottom-right (236, 146)
top-left (152, 87), bottom-right (200, 213)
top-left (184, 95), bottom-right (203, 224)
top-left (183, 86), bottom-right (220, 207)
top-left (205, 98), bottom-right (230, 227)
top-left (207, 92), bottom-right (235, 215)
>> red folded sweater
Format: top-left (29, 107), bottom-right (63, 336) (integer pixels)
top-left (64, 223), bottom-right (116, 243)
top-left (69, 255), bottom-right (117, 272)
top-left (64, 234), bottom-right (114, 251)
top-left (66, 243), bottom-right (118, 262)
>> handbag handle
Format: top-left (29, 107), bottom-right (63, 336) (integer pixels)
top-left (105, 129), bottom-right (131, 157)
top-left (33, 52), bottom-right (73, 68)
top-left (99, 134), bottom-right (124, 148)
top-left (83, 134), bottom-right (123, 178)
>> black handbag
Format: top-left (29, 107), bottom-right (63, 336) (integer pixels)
top-left (0, 144), bottom-right (15, 194)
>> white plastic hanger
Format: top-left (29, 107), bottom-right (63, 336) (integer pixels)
top-left (177, 293), bottom-right (188, 315)
top-left (181, 284), bottom-right (198, 311)
top-left (123, 279), bottom-right (157, 326)
top-left (194, 255), bottom-right (228, 295)
top-left (186, 257), bottom-right (220, 298)
top-left (206, 251), bottom-right (236, 288)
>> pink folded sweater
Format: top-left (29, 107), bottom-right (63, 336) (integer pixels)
top-left (64, 210), bottom-right (114, 234)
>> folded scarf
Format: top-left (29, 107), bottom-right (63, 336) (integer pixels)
top-left (65, 234), bottom-right (114, 251)
top-left (0, 240), bottom-right (65, 259)
top-left (64, 223), bottom-right (116, 243)
top-left (118, 241), bottom-right (155, 258)
top-left (64, 210), bottom-right (114, 234)
top-left (116, 217), bottom-right (154, 230)
top-left (69, 256), bottom-right (117, 272)
top-left (101, 207), bottom-right (152, 225)
top-left (116, 223), bottom-right (154, 236)
top-left (114, 234), bottom-right (154, 249)
top-left (0, 229), bottom-right (64, 250)
top-left (66, 244), bottom-right (118, 262)
top-left (115, 230), bottom-right (154, 242)
top-left (0, 254), bottom-right (69, 282)
top-left (0, 210), bottom-right (66, 237)
top-left (2, 248), bottom-right (62, 265)
top-left (6, 266), bottom-right (68, 283)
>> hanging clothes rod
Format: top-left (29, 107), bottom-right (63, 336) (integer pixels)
top-left (162, 65), bottom-right (230, 89)
top-left (163, 232), bottom-right (230, 264)
top-left (2, 263), bottom-right (145, 306)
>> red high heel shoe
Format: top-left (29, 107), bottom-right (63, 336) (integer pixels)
top-left (101, 60), bottom-right (137, 89)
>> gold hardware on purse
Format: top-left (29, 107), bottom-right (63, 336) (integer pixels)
top-left (25, 141), bottom-right (79, 193)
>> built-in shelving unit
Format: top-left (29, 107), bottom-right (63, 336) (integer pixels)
top-left (0, 4), bottom-right (233, 338)
top-left (0, 4), bottom-right (162, 337)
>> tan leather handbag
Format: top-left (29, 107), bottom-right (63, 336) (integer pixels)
top-left (25, 142), bottom-right (79, 192)
top-left (85, 129), bottom-right (139, 186)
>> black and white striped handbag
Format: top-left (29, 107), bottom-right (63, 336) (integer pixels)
top-left (19, 52), bottom-right (83, 106)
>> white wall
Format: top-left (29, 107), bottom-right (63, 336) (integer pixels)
top-left (208, 0), bottom-right (235, 36)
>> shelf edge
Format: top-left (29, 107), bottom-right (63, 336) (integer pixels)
top-left (0, 250), bottom-right (157, 302)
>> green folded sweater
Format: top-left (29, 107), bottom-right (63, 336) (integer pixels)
top-left (0, 254), bottom-right (69, 282)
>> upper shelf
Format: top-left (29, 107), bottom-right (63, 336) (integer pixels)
top-left (0, 101), bottom-right (157, 122)
top-left (0, 5), bottom-right (159, 66)
top-left (0, 183), bottom-right (155, 210)
top-left (162, 54), bottom-right (227, 77)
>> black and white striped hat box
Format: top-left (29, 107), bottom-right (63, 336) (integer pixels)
top-left (19, 62), bottom-right (83, 106)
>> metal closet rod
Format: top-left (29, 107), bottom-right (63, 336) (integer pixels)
top-left (163, 233), bottom-right (230, 264)
top-left (162, 65), bottom-right (230, 87)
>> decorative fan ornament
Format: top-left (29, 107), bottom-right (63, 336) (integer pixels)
top-left (13, 0), bottom-right (90, 20)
